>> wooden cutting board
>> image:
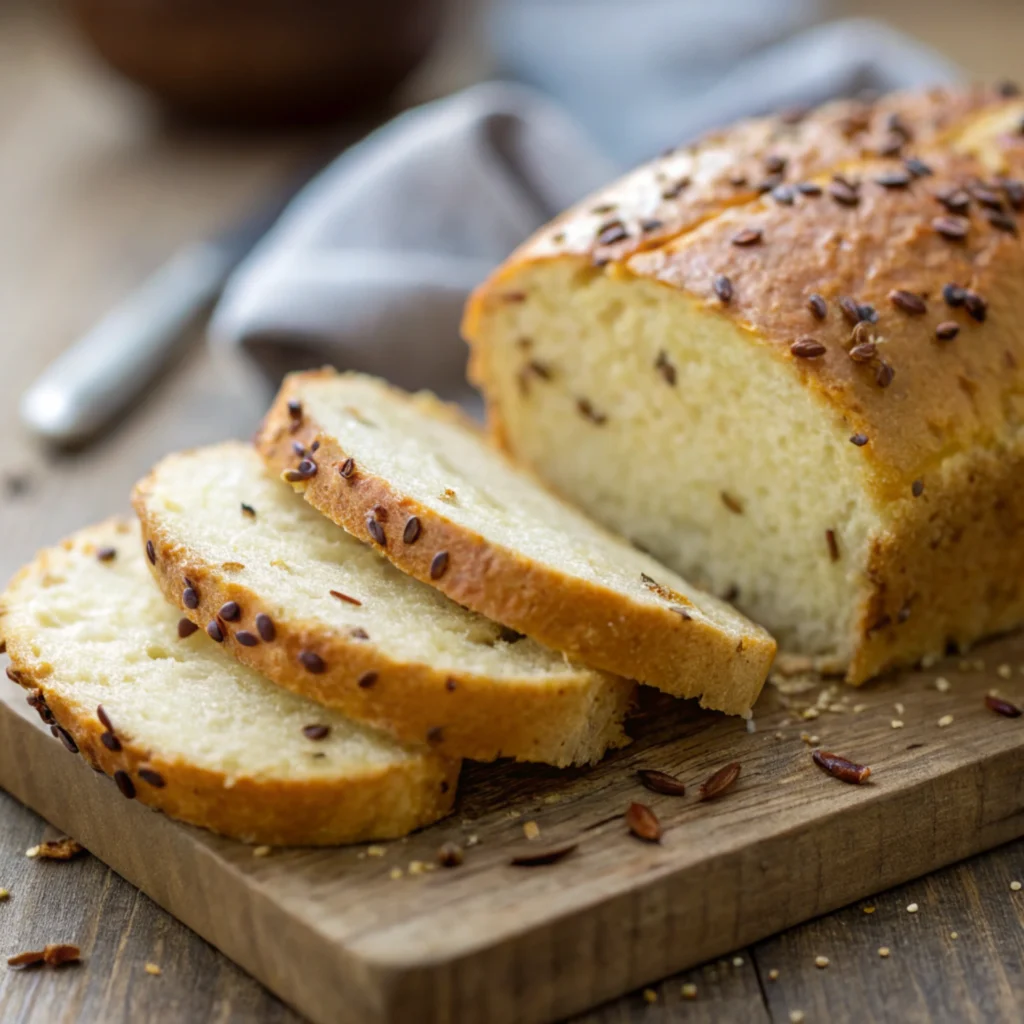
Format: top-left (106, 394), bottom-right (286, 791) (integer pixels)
top-left (2, 640), bottom-right (1023, 1024)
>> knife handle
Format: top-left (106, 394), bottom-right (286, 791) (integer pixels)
top-left (20, 242), bottom-right (234, 446)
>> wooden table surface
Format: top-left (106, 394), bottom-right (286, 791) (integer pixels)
top-left (1, 3), bottom-right (1023, 1022)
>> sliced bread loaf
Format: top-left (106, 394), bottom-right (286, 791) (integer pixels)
top-left (0, 520), bottom-right (458, 846)
top-left (255, 370), bottom-right (776, 715)
top-left (132, 443), bottom-right (635, 766)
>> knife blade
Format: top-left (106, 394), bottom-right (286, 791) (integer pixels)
top-left (19, 181), bottom-right (301, 447)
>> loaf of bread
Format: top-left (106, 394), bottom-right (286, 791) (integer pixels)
top-left (255, 370), bottom-right (775, 714)
top-left (0, 520), bottom-right (459, 845)
top-left (133, 443), bottom-right (636, 766)
top-left (463, 85), bottom-right (1024, 683)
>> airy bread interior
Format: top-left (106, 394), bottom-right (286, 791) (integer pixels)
top-left (144, 442), bottom-right (600, 683)
top-left (0, 521), bottom-right (434, 783)
top-left (472, 263), bottom-right (882, 666)
top-left (295, 372), bottom-right (770, 648)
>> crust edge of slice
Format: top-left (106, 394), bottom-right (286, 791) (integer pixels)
top-left (0, 520), bottom-right (459, 846)
top-left (256, 371), bottom-right (776, 716)
top-left (132, 449), bottom-right (635, 767)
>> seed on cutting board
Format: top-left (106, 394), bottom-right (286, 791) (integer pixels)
top-left (984, 694), bottom-right (1022, 717)
top-left (812, 749), bottom-right (871, 783)
top-left (626, 802), bottom-right (662, 842)
top-left (699, 762), bottom-right (741, 800)
top-left (509, 842), bottom-right (578, 867)
top-left (637, 769), bottom-right (687, 796)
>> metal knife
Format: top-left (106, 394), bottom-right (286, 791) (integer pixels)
top-left (20, 183), bottom-right (301, 447)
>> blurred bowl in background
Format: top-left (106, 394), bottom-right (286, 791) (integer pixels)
top-left (68, 0), bottom-right (445, 126)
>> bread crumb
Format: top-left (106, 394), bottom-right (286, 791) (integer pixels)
top-left (389, 867), bottom-right (403, 880)
top-left (814, 955), bottom-right (830, 968)
top-left (0, 888), bottom-right (8, 901)
top-left (894, 702), bottom-right (905, 715)
top-left (997, 664), bottom-right (1012, 680)
top-left (24, 837), bottom-right (84, 861)
top-left (252, 846), bottom-right (272, 858)
top-left (542, 793), bottom-right (563, 804)
top-left (934, 677), bottom-right (951, 692)
top-left (891, 719), bottom-right (904, 730)
top-left (505, 809), bottom-right (522, 819)
top-left (767, 969), bottom-right (779, 981)
top-left (906, 903), bottom-right (919, 913)
top-left (878, 946), bottom-right (891, 958)
top-left (681, 982), bottom-right (698, 999)
top-left (790, 1011), bottom-right (806, 1023)
top-left (973, 659), bottom-right (985, 671)
top-left (145, 963), bottom-right (161, 976)
top-left (1010, 881), bottom-right (1021, 892)
top-left (408, 860), bottom-right (433, 876)
top-left (938, 714), bottom-right (954, 728)
top-left (853, 704), bottom-right (868, 713)
top-left (862, 905), bottom-right (876, 914)
top-left (950, 931), bottom-right (959, 939)
top-left (25, 846), bottom-right (39, 858)
top-left (642, 988), bottom-right (658, 1004)
top-left (746, 717), bottom-right (757, 733)
top-left (523, 821), bottom-right (541, 841)
top-left (732, 956), bottom-right (744, 967)
top-left (465, 834), bottom-right (480, 848)
top-left (366, 845), bottom-right (386, 858)
top-left (801, 708), bottom-right (820, 721)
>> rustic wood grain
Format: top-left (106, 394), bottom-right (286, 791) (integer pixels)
top-left (2, 645), bottom-right (1024, 1023)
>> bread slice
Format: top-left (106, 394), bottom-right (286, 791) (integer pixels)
top-left (132, 443), bottom-right (635, 766)
top-left (0, 520), bottom-right (458, 846)
top-left (461, 86), bottom-right (1024, 684)
top-left (254, 370), bottom-right (776, 715)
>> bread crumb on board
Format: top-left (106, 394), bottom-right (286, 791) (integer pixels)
top-left (145, 962), bottom-right (162, 976)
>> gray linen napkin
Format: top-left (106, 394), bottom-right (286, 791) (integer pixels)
top-left (210, 8), bottom-right (959, 397)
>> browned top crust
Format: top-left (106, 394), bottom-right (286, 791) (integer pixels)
top-left (464, 85), bottom-right (1024, 500)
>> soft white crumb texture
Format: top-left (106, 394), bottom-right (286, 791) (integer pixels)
top-left (475, 263), bottom-right (882, 660)
top-left (2, 521), bottom-right (421, 783)
top-left (300, 374), bottom-right (761, 638)
top-left (147, 444), bottom-right (589, 683)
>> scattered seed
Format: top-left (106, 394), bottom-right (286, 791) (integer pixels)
top-left (114, 771), bottom-right (136, 800)
top-left (932, 215), bottom-right (969, 240)
top-left (436, 842), bottom-right (464, 868)
top-left (731, 228), bottom-right (763, 246)
top-left (826, 529), bottom-right (840, 563)
top-left (299, 650), bottom-right (326, 674)
top-left (985, 694), bottom-right (1021, 717)
top-left (889, 289), bottom-right (927, 315)
top-left (812, 749), bottom-right (871, 783)
top-left (637, 769), bottom-right (687, 796)
top-left (302, 725), bottom-right (330, 741)
top-left (177, 619), bottom-right (198, 639)
top-left (721, 492), bottom-right (744, 515)
top-left (791, 337), bottom-right (826, 359)
top-left (329, 590), bottom-right (362, 606)
top-left (699, 761), bottom-right (741, 800)
top-left (241, 504), bottom-right (256, 519)
top-left (255, 614), bottom-right (276, 642)
top-left (366, 515), bottom-right (386, 547)
top-left (626, 802), bottom-right (662, 842)
top-left (510, 842), bottom-right (578, 867)
top-left (95, 546), bottom-right (117, 563)
top-left (430, 551), bottom-right (450, 580)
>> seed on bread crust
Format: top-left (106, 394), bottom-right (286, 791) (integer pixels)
top-left (403, 517), bottom-right (422, 544)
top-left (114, 770), bottom-right (136, 799)
top-left (366, 515), bottom-right (386, 547)
top-left (430, 551), bottom-right (450, 580)
top-left (299, 650), bottom-right (326, 674)
top-left (255, 614), bottom-right (276, 642)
